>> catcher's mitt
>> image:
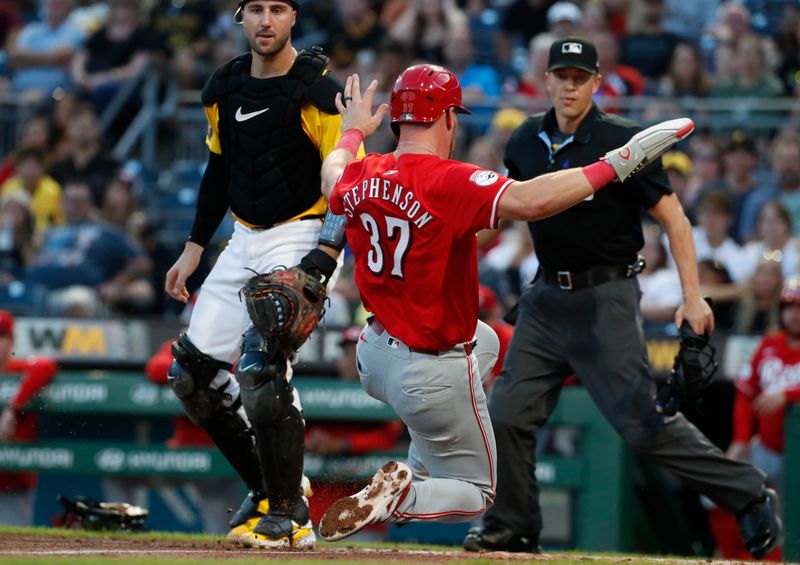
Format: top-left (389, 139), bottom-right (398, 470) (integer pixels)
top-left (240, 266), bottom-right (327, 353)
top-left (57, 495), bottom-right (148, 531)
top-left (655, 319), bottom-right (718, 416)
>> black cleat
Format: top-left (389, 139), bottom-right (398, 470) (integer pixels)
top-left (229, 490), bottom-right (267, 528)
top-left (254, 498), bottom-right (310, 539)
top-left (737, 488), bottom-right (783, 560)
top-left (462, 526), bottom-right (541, 553)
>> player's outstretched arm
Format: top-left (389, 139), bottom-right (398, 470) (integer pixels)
top-left (321, 74), bottom-right (389, 199)
top-left (498, 117), bottom-right (694, 221)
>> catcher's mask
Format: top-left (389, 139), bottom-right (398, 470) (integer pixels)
top-left (234, 0), bottom-right (299, 24)
top-left (655, 313), bottom-right (718, 417)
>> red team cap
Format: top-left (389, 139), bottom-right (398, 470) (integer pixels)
top-left (0, 310), bottom-right (14, 337)
top-left (781, 278), bottom-right (800, 306)
top-left (390, 64), bottom-right (471, 135)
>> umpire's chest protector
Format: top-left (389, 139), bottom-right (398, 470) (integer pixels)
top-left (202, 51), bottom-right (338, 227)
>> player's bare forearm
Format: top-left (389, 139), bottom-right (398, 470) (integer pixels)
top-left (650, 193), bottom-right (713, 332)
top-left (650, 194), bottom-right (701, 299)
top-left (322, 149), bottom-right (355, 200)
top-left (498, 169), bottom-right (594, 221)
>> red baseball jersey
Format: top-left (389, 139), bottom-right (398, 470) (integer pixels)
top-left (734, 332), bottom-right (800, 453)
top-left (330, 153), bottom-right (512, 350)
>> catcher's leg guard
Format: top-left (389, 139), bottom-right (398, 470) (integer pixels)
top-left (235, 328), bottom-right (306, 535)
top-left (169, 333), bottom-right (263, 491)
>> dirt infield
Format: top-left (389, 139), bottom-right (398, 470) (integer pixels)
top-left (0, 531), bottom-right (544, 562)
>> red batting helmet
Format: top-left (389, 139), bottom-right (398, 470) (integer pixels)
top-left (781, 277), bottom-right (800, 307)
top-left (390, 64), bottom-right (471, 134)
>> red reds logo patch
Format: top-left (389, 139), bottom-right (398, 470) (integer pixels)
top-left (618, 148), bottom-right (631, 160)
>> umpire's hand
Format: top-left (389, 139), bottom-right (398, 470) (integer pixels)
top-left (165, 242), bottom-right (203, 303)
top-left (675, 295), bottom-right (714, 335)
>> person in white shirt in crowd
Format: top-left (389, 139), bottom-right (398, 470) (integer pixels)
top-left (741, 200), bottom-right (800, 280)
top-left (639, 223), bottom-right (682, 330)
top-left (667, 189), bottom-right (745, 281)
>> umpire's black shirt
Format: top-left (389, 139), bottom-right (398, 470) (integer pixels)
top-left (505, 104), bottom-right (672, 272)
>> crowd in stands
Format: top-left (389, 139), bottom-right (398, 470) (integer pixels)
top-left (0, 0), bottom-right (800, 330)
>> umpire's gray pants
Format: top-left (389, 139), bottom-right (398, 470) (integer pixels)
top-left (482, 277), bottom-right (766, 539)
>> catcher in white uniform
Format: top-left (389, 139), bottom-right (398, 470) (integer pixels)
top-left (164, 0), bottom-right (358, 550)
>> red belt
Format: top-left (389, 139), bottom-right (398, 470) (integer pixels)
top-left (368, 318), bottom-right (475, 356)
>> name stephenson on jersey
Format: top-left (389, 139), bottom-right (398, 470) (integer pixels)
top-left (336, 177), bottom-right (435, 230)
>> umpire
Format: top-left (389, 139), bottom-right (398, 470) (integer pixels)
top-left (464, 37), bottom-right (781, 558)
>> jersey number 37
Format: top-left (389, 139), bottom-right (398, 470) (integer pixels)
top-left (359, 213), bottom-right (411, 280)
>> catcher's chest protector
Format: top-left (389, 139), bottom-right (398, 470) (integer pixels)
top-left (202, 52), bottom-right (327, 228)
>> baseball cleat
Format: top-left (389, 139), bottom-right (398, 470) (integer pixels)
top-left (604, 117), bottom-right (695, 182)
top-left (319, 460), bottom-right (412, 542)
top-left (226, 476), bottom-right (313, 544)
top-left (236, 518), bottom-right (316, 550)
top-left (463, 526), bottom-right (542, 553)
top-left (737, 487), bottom-right (783, 559)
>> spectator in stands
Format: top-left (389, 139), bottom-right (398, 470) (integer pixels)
top-left (687, 135), bottom-right (725, 200)
top-left (711, 33), bottom-right (784, 119)
top-left (0, 190), bottom-right (35, 284)
top-left (0, 310), bottom-right (59, 526)
top-left (680, 190), bottom-right (746, 281)
top-left (515, 32), bottom-right (555, 98)
top-left (741, 200), bottom-right (800, 280)
top-left (776, 5), bottom-right (800, 95)
top-left (657, 41), bottom-right (712, 98)
top-left (733, 255), bottom-right (783, 334)
top-left (546, 1), bottom-right (582, 38)
top-left (26, 179), bottom-right (153, 315)
top-left (591, 29), bottom-right (645, 105)
top-left (663, 0), bottom-right (719, 43)
top-left (620, 0), bottom-right (680, 86)
top-left (464, 0), bottom-right (503, 67)
top-left (305, 325), bottom-right (405, 534)
top-left (149, 0), bottom-right (216, 86)
top-left (0, 1), bottom-right (21, 49)
top-left (466, 137), bottom-right (502, 172)
top-left (494, 0), bottom-right (553, 66)
top-left (443, 25), bottom-right (501, 103)
top-left (639, 223), bottom-right (682, 330)
top-left (661, 151), bottom-right (696, 212)
top-left (697, 258), bottom-right (736, 331)
top-left (706, 277), bottom-right (800, 561)
top-left (487, 107), bottom-right (527, 154)
top-left (730, 277), bottom-right (800, 494)
top-left (99, 171), bottom-right (140, 231)
top-left (713, 135), bottom-right (761, 242)
top-left (0, 2), bottom-right (22, 85)
top-left (0, 116), bottom-right (54, 188)
top-left (142, 331), bottom-right (241, 534)
top-left (7, 0), bottom-right (84, 102)
top-left (477, 285), bottom-right (513, 391)
top-left (581, 1), bottom-right (610, 35)
top-left (48, 91), bottom-right (81, 164)
top-left (69, 0), bottom-right (152, 112)
top-left (327, 0), bottom-right (384, 70)
top-left (741, 136), bottom-right (800, 240)
top-left (49, 104), bottom-right (119, 207)
top-left (0, 147), bottom-right (63, 233)
top-left (387, 0), bottom-right (468, 64)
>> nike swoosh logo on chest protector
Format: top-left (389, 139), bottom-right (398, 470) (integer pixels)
top-left (235, 106), bottom-right (270, 122)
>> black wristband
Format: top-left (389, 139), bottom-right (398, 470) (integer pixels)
top-left (299, 248), bottom-right (338, 282)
